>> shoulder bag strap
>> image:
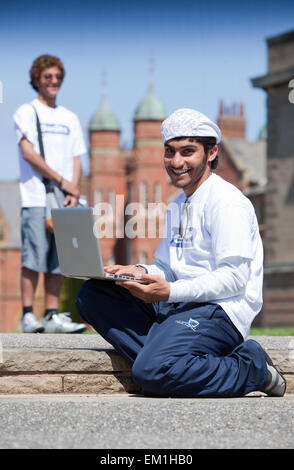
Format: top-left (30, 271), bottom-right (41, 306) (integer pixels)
top-left (32, 105), bottom-right (50, 187)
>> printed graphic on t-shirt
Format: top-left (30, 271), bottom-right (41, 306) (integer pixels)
top-left (41, 123), bottom-right (70, 135)
top-left (170, 227), bottom-right (195, 248)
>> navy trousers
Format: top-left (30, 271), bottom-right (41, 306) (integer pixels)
top-left (76, 279), bottom-right (268, 398)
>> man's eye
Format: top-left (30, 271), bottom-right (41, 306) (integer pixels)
top-left (182, 149), bottom-right (194, 156)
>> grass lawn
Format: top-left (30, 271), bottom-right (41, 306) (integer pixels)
top-left (249, 327), bottom-right (294, 336)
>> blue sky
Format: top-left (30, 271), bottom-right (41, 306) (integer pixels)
top-left (1, 0), bottom-right (294, 180)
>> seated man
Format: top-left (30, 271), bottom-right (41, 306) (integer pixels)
top-left (76, 108), bottom-right (286, 398)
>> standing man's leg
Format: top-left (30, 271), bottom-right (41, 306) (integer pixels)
top-left (21, 208), bottom-right (45, 333)
top-left (21, 267), bottom-right (44, 333)
top-left (44, 272), bottom-right (63, 309)
top-left (42, 240), bottom-right (87, 334)
top-left (21, 267), bottom-right (39, 308)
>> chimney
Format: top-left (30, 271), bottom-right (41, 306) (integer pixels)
top-left (217, 100), bottom-right (246, 140)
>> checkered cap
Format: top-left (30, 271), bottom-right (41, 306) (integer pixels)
top-left (161, 108), bottom-right (221, 144)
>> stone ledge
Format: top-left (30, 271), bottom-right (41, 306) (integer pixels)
top-left (0, 334), bottom-right (293, 395)
top-left (0, 375), bottom-right (63, 394)
top-left (0, 373), bottom-right (140, 395)
top-left (0, 348), bottom-right (129, 374)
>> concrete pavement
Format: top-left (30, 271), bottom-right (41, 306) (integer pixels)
top-left (0, 393), bottom-right (294, 449)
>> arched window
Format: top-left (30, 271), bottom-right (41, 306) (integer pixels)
top-left (154, 182), bottom-right (161, 203)
top-left (140, 181), bottom-right (148, 208)
top-left (94, 189), bottom-right (103, 206)
top-left (139, 251), bottom-right (148, 264)
top-left (108, 189), bottom-right (116, 212)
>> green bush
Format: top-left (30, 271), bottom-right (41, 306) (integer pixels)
top-left (59, 277), bottom-right (85, 322)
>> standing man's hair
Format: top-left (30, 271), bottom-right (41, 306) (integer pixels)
top-left (29, 54), bottom-right (65, 91)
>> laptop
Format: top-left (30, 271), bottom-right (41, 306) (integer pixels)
top-left (51, 207), bottom-right (145, 283)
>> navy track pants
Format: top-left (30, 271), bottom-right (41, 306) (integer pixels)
top-left (76, 279), bottom-right (268, 398)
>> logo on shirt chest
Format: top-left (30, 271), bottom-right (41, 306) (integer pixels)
top-left (41, 123), bottom-right (70, 135)
top-left (170, 227), bottom-right (195, 247)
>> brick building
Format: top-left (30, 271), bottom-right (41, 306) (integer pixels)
top-left (0, 85), bottom-right (266, 331)
top-left (88, 87), bottom-right (266, 266)
top-left (252, 29), bottom-right (294, 327)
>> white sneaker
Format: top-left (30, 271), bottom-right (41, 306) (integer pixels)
top-left (42, 312), bottom-right (87, 334)
top-left (262, 350), bottom-right (287, 397)
top-left (22, 312), bottom-right (44, 333)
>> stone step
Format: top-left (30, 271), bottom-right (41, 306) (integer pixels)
top-left (0, 334), bottom-right (293, 395)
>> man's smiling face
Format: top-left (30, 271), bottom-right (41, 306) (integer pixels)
top-left (36, 65), bottom-right (63, 102)
top-left (164, 138), bottom-right (217, 196)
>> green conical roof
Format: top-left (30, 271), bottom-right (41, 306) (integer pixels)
top-left (134, 85), bottom-right (166, 121)
top-left (89, 96), bottom-right (120, 131)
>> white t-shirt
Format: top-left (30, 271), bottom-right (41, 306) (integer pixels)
top-left (13, 99), bottom-right (86, 207)
top-left (144, 174), bottom-right (264, 339)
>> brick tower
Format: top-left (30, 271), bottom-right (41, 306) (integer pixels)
top-left (217, 100), bottom-right (246, 140)
top-left (89, 95), bottom-right (127, 265)
top-left (127, 84), bottom-right (167, 264)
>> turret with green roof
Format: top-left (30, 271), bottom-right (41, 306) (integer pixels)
top-left (89, 96), bottom-right (120, 132)
top-left (134, 85), bottom-right (166, 122)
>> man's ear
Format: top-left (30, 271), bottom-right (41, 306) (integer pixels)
top-left (208, 145), bottom-right (218, 164)
top-left (33, 78), bottom-right (40, 91)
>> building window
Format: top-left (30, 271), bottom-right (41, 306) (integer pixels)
top-left (107, 255), bottom-right (115, 266)
top-left (94, 189), bottom-right (103, 206)
top-left (251, 195), bottom-right (264, 225)
top-left (108, 189), bottom-right (116, 211)
top-left (140, 182), bottom-right (148, 208)
top-left (154, 182), bottom-right (161, 203)
top-left (139, 251), bottom-right (148, 264)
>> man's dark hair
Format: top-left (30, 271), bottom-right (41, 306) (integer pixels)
top-left (29, 54), bottom-right (65, 91)
top-left (172, 136), bottom-right (218, 169)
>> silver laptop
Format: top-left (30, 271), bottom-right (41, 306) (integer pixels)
top-left (51, 207), bottom-right (144, 282)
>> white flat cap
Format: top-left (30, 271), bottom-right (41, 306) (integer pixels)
top-left (161, 108), bottom-right (221, 144)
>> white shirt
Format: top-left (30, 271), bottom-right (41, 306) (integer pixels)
top-left (13, 99), bottom-right (86, 207)
top-left (143, 174), bottom-right (264, 339)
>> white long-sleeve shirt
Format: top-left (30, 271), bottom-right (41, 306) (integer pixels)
top-left (142, 174), bottom-right (264, 339)
top-left (147, 256), bottom-right (250, 303)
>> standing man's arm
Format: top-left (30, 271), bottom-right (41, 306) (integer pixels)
top-left (72, 156), bottom-right (82, 187)
top-left (63, 156), bottom-right (82, 207)
top-left (63, 112), bottom-right (86, 208)
top-left (19, 137), bottom-right (80, 198)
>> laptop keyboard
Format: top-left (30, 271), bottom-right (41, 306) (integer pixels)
top-left (106, 273), bottom-right (138, 281)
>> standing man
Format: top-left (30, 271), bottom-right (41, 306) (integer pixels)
top-left (76, 108), bottom-right (286, 397)
top-left (14, 54), bottom-right (87, 333)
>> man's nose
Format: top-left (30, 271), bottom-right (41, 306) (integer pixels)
top-left (172, 152), bottom-right (184, 167)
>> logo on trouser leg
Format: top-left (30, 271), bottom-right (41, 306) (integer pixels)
top-left (175, 318), bottom-right (199, 331)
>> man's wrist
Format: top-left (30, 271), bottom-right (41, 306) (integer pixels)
top-left (135, 264), bottom-right (148, 273)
